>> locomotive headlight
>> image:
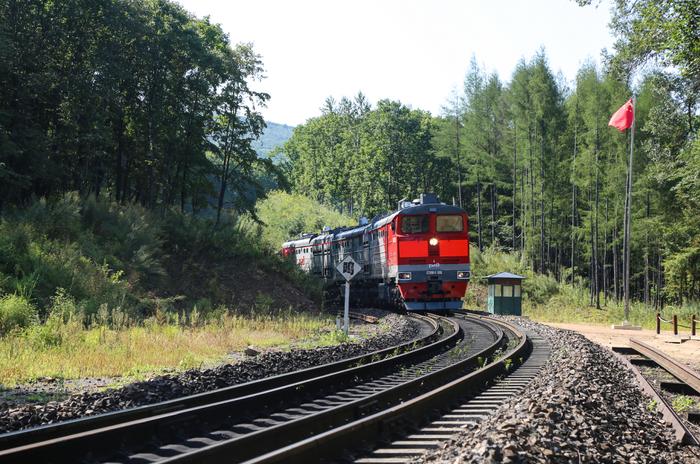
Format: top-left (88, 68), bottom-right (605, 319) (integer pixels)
top-left (457, 271), bottom-right (470, 280)
top-left (429, 237), bottom-right (439, 246)
top-left (398, 272), bottom-right (412, 280)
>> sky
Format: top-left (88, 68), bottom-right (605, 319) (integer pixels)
top-left (176, 0), bottom-right (615, 126)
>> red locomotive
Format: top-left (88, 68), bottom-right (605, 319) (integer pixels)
top-left (282, 193), bottom-right (470, 311)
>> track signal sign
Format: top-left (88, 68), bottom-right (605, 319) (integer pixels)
top-left (337, 256), bottom-right (361, 281)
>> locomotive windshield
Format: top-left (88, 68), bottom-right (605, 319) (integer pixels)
top-left (436, 215), bottom-right (463, 232)
top-left (401, 215), bottom-right (429, 234)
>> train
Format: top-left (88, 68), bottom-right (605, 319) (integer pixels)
top-left (281, 193), bottom-right (471, 311)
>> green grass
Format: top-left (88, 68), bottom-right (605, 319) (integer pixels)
top-left (465, 247), bottom-right (699, 331)
top-left (671, 395), bottom-right (698, 413)
top-left (0, 311), bottom-right (336, 386)
top-left (522, 283), bottom-right (698, 330)
top-left (0, 193), bottom-right (362, 386)
top-left (253, 190), bottom-right (356, 250)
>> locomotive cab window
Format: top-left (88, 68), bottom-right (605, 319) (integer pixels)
top-left (436, 215), bottom-right (463, 232)
top-left (401, 215), bottom-right (429, 234)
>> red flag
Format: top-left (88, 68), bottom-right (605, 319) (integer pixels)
top-left (608, 99), bottom-right (634, 132)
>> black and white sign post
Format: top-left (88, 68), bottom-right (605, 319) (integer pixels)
top-left (336, 255), bottom-right (361, 335)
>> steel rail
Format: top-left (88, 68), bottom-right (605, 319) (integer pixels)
top-left (244, 316), bottom-right (529, 464)
top-left (0, 315), bottom-right (460, 463)
top-left (0, 313), bottom-right (438, 451)
top-left (613, 350), bottom-right (699, 445)
top-left (151, 316), bottom-right (504, 464)
top-left (629, 338), bottom-right (700, 395)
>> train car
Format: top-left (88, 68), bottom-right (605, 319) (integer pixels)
top-left (282, 234), bottom-right (315, 273)
top-left (282, 193), bottom-right (470, 311)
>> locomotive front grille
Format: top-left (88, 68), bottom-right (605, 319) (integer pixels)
top-left (427, 279), bottom-right (442, 295)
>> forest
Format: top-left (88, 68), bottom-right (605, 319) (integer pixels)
top-left (0, 0), bottom-right (280, 224)
top-left (1, 0), bottom-right (698, 312)
top-left (280, 1), bottom-right (700, 309)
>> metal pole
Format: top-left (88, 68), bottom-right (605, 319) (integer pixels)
top-left (656, 313), bottom-right (660, 335)
top-left (624, 96), bottom-right (635, 322)
top-left (344, 281), bottom-right (350, 336)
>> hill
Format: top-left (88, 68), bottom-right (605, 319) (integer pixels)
top-left (254, 122), bottom-right (295, 157)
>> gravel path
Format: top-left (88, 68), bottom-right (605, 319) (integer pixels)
top-left (421, 318), bottom-right (700, 463)
top-left (0, 312), bottom-right (420, 434)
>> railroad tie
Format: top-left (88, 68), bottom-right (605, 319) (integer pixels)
top-left (353, 326), bottom-right (551, 464)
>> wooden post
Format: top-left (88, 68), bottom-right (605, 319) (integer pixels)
top-left (673, 314), bottom-right (678, 336)
top-left (656, 313), bottom-right (661, 335)
top-left (692, 315), bottom-right (696, 337)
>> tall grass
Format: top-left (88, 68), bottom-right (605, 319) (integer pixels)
top-left (0, 310), bottom-right (334, 385)
top-left (0, 194), bottom-right (340, 384)
top-left (0, 193), bottom-right (322, 324)
top-left (466, 246), bottom-right (699, 330)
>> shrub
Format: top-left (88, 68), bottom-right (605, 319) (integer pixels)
top-left (469, 246), bottom-right (560, 304)
top-left (0, 294), bottom-right (38, 334)
top-left (255, 191), bottom-right (355, 250)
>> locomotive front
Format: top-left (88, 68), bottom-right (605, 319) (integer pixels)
top-left (388, 195), bottom-right (470, 311)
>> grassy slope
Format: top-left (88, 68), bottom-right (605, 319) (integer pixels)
top-left (0, 193), bottom-right (353, 385)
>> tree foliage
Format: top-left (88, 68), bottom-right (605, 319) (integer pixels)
top-left (287, 41), bottom-right (699, 305)
top-left (0, 0), bottom-right (271, 217)
top-left (282, 95), bottom-right (443, 218)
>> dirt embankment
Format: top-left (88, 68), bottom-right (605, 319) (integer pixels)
top-left (162, 254), bottom-right (319, 313)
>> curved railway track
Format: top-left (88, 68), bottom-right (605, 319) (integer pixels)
top-left (0, 312), bottom-right (548, 464)
top-left (0, 313), bottom-right (439, 451)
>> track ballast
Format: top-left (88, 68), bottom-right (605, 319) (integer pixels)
top-left (0, 312), bottom-right (545, 464)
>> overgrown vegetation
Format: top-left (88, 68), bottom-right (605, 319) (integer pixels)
top-left (0, 193), bottom-right (348, 383)
top-left (254, 191), bottom-right (356, 250)
top-left (0, 194), bottom-right (317, 327)
top-left (465, 247), bottom-right (697, 330)
top-left (0, 310), bottom-right (334, 385)
top-left (0, 194), bottom-right (326, 326)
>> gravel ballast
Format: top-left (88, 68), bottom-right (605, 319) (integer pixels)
top-left (422, 318), bottom-right (700, 463)
top-left (0, 312), bottom-right (420, 434)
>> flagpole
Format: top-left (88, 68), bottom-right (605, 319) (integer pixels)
top-left (623, 95), bottom-right (635, 322)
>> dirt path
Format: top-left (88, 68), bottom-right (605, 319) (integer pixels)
top-left (543, 322), bottom-right (700, 371)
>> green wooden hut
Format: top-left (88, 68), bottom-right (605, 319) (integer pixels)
top-left (486, 272), bottom-right (525, 316)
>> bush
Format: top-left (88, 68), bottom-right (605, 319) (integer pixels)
top-left (255, 191), bottom-right (355, 250)
top-left (0, 193), bottom-right (324, 327)
top-left (0, 294), bottom-right (38, 334)
top-left (469, 246), bottom-right (560, 304)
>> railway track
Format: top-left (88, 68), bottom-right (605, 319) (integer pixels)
top-left (351, 323), bottom-right (550, 464)
top-left (0, 313), bottom-right (439, 452)
top-left (0, 313), bottom-right (546, 463)
top-left (613, 339), bottom-right (700, 445)
top-left (250, 314), bottom-right (547, 464)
